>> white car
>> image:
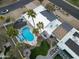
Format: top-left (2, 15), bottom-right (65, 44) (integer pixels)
top-left (1, 9), bottom-right (9, 14)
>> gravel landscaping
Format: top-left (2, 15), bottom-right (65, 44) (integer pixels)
top-left (67, 0), bottom-right (79, 7)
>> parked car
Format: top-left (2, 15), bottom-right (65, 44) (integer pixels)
top-left (1, 9), bottom-right (9, 14)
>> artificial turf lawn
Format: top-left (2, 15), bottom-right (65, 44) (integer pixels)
top-left (54, 54), bottom-right (63, 59)
top-left (30, 40), bottom-right (50, 59)
top-left (67, 0), bottom-right (79, 7)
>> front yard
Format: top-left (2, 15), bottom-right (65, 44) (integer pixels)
top-left (30, 40), bottom-right (50, 59)
top-left (67, 0), bottom-right (79, 7)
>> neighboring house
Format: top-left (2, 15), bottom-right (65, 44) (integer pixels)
top-left (57, 28), bottom-right (79, 59)
top-left (53, 22), bottom-right (73, 40)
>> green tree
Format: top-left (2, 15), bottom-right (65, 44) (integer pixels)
top-left (33, 28), bottom-right (39, 35)
top-left (0, 15), bottom-right (5, 21)
top-left (5, 16), bottom-right (11, 23)
top-left (27, 9), bottom-right (36, 27)
top-left (37, 22), bottom-right (44, 31)
top-left (45, 3), bottom-right (55, 12)
top-left (6, 27), bottom-right (24, 59)
top-left (6, 26), bottom-right (18, 38)
top-left (15, 42), bottom-right (24, 49)
top-left (38, 0), bottom-right (44, 4)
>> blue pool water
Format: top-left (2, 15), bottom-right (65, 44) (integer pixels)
top-left (18, 26), bottom-right (34, 42)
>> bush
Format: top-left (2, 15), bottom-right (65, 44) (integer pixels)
top-left (30, 40), bottom-right (50, 59)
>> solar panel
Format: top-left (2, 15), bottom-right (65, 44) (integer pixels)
top-left (73, 32), bottom-right (79, 38)
top-left (40, 10), bottom-right (57, 21)
top-left (65, 38), bottom-right (79, 56)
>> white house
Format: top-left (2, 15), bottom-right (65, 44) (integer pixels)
top-left (23, 5), bottom-right (62, 39)
top-left (57, 28), bottom-right (79, 59)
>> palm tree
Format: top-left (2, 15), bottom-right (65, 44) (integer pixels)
top-left (15, 42), bottom-right (22, 49)
top-left (37, 22), bottom-right (44, 31)
top-left (6, 27), bottom-right (24, 59)
top-left (26, 9), bottom-right (36, 27)
top-left (38, 0), bottom-right (44, 4)
top-left (33, 28), bottom-right (39, 36)
top-left (6, 26), bottom-right (18, 38)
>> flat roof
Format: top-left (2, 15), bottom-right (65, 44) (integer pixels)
top-left (44, 19), bottom-right (62, 36)
top-left (23, 12), bottom-right (50, 29)
top-left (65, 38), bottom-right (79, 56)
top-left (23, 5), bottom-right (51, 29)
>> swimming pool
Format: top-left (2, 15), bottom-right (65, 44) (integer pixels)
top-left (18, 26), bottom-right (34, 42)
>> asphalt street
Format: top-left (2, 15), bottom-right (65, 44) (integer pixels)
top-left (0, 0), bottom-right (79, 20)
top-left (49, 0), bottom-right (79, 20)
top-left (0, 0), bottom-right (32, 14)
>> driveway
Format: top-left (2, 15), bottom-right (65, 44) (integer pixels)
top-left (49, 0), bottom-right (79, 20)
top-left (0, 0), bottom-right (32, 14)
